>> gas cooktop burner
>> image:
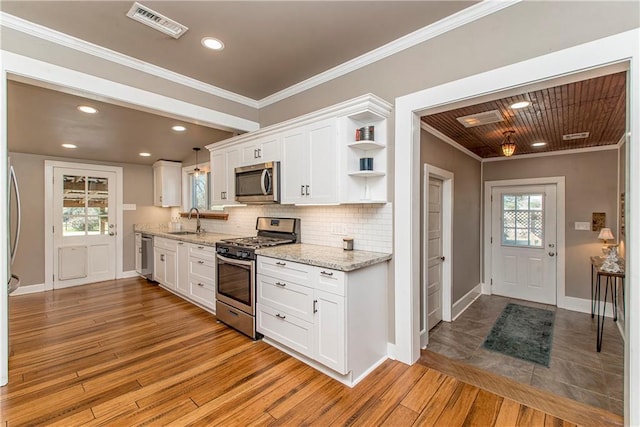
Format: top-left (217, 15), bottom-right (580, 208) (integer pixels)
top-left (220, 236), bottom-right (295, 249)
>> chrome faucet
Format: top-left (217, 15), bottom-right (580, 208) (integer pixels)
top-left (188, 207), bottom-right (202, 233)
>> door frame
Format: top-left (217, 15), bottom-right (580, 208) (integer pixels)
top-left (44, 160), bottom-right (124, 291)
top-left (483, 178), bottom-right (565, 305)
top-left (421, 164), bottom-right (453, 347)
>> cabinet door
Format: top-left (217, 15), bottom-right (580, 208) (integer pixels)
top-left (258, 135), bottom-right (281, 162)
top-left (135, 233), bottom-right (142, 275)
top-left (314, 290), bottom-right (346, 374)
top-left (176, 242), bottom-right (189, 295)
top-left (281, 127), bottom-right (307, 204)
top-left (241, 141), bottom-right (260, 166)
top-left (307, 119), bottom-right (338, 204)
top-left (225, 146), bottom-right (241, 204)
top-left (210, 149), bottom-right (227, 205)
top-left (153, 166), bottom-right (164, 206)
top-left (163, 249), bottom-right (177, 290)
top-left (153, 248), bottom-right (165, 284)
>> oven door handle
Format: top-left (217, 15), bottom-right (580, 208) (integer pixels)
top-left (216, 254), bottom-right (255, 269)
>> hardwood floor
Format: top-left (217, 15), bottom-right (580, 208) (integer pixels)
top-left (1, 278), bottom-right (623, 426)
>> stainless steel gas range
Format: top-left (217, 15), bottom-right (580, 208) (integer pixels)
top-left (215, 217), bottom-right (300, 339)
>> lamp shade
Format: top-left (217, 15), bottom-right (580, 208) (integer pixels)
top-left (597, 227), bottom-right (614, 241)
top-left (501, 130), bottom-right (516, 157)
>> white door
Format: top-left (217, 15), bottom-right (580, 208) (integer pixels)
top-left (491, 185), bottom-right (557, 304)
top-left (53, 167), bottom-right (117, 289)
top-left (426, 178), bottom-right (444, 330)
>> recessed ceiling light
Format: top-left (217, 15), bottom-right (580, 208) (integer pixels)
top-left (61, 143), bottom-right (77, 149)
top-left (139, 152), bottom-right (151, 157)
top-left (532, 142), bottom-right (547, 147)
top-left (510, 101), bottom-right (530, 109)
top-left (201, 37), bottom-right (224, 51)
top-left (77, 105), bottom-right (98, 114)
top-left (172, 125), bottom-right (186, 132)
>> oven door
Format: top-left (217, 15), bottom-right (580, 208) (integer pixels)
top-left (216, 254), bottom-right (255, 315)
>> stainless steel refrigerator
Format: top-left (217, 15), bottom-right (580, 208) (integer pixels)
top-left (8, 158), bottom-right (21, 294)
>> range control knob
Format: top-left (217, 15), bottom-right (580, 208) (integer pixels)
top-left (238, 251), bottom-right (249, 258)
top-left (217, 247), bottom-right (229, 254)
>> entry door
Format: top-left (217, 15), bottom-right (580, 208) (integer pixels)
top-left (491, 185), bottom-right (557, 304)
top-left (52, 167), bottom-right (117, 288)
top-left (426, 178), bottom-right (444, 330)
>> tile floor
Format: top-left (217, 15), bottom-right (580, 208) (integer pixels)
top-left (427, 295), bottom-right (624, 415)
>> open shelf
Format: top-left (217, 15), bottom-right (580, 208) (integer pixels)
top-left (347, 140), bottom-right (385, 150)
top-left (348, 170), bottom-right (386, 177)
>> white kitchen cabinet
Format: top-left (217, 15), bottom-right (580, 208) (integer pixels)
top-left (135, 232), bottom-right (142, 275)
top-left (210, 146), bottom-right (241, 206)
top-left (153, 160), bottom-right (182, 207)
top-left (256, 255), bottom-right (388, 385)
top-left (153, 237), bottom-right (177, 290)
top-left (281, 118), bottom-right (338, 205)
top-left (176, 241), bottom-right (189, 296)
top-left (187, 244), bottom-right (216, 310)
top-left (240, 135), bottom-right (281, 166)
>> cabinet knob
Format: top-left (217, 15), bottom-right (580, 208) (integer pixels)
top-left (197, 282), bottom-right (205, 287)
top-left (198, 260), bottom-right (205, 264)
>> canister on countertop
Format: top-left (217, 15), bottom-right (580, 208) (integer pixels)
top-left (343, 237), bottom-right (354, 251)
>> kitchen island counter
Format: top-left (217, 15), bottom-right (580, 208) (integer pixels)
top-left (256, 243), bottom-right (391, 272)
top-left (134, 224), bottom-right (239, 246)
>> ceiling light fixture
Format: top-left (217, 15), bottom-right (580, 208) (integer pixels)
top-left (172, 125), bottom-right (186, 132)
top-left (77, 105), bottom-right (98, 114)
top-left (509, 101), bottom-right (530, 109)
top-left (192, 147), bottom-right (201, 177)
top-left (201, 37), bottom-right (224, 51)
top-left (61, 143), bottom-right (77, 149)
top-left (501, 130), bottom-right (516, 157)
top-left (532, 141), bottom-right (547, 147)
top-left (139, 152), bottom-right (151, 157)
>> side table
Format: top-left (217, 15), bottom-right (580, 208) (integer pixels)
top-left (590, 256), bottom-right (625, 352)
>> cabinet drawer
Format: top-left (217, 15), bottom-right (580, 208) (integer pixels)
top-left (154, 237), bottom-right (178, 251)
top-left (257, 274), bottom-right (313, 322)
top-left (314, 267), bottom-right (345, 296)
top-left (189, 257), bottom-right (215, 282)
top-left (257, 303), bottom-right (313, 358)
top-left (258, 256), bottom-right (311, 284)
top-left (189, 244), bottom-right (216, 261)
top-left (189, 280), bottom-right (216, 309)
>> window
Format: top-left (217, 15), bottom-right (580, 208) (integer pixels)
top-left (501, 193), bottom-right (543, 248)
top-left (62, 175), bottom-right (109, 236)
top-left (183, 163), bottom-right (210, 211)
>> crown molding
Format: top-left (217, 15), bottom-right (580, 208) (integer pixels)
top-left (258, 0), bottom-right (522, 108)
top-left (421, 122), bottom-right (483, 162)
top-left (0, 12), bottom-right (259, 109)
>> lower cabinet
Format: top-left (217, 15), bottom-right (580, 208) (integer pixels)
top-left (256, 255), bottom-right (387, 385)
top-left (135, 232), bottom-right (143, 275)
top-left (153, 237), bottom-right (216, 312)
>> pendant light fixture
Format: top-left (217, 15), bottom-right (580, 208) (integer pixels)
top-left (501, 130), bottom-right (516, 157)
top-left (192, 147), bottom-right (201, 177)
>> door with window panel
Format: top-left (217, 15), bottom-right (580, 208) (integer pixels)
top-left (53, 167), bottom-right (117, 289)
top-left (491, 185), bottom-right (557, 304)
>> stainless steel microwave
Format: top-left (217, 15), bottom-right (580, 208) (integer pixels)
top-left (235, 161), bottom-right (280, 204)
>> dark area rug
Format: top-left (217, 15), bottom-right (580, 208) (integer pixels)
top-left (483, 303), bottom-right (555, 367)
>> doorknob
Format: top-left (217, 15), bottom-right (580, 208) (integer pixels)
top-left (549, 252), bottom-right (556, 257)
top-left (440, 256), bottom-right (445, 261)
top-left (108, 231), bottom-right (115, 236)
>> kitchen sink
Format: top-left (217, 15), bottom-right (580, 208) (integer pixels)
top-left (167, 231), bottom-right (198, 235)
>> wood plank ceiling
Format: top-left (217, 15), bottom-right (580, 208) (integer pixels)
top-left (421, 72), bottom-right (627, 158)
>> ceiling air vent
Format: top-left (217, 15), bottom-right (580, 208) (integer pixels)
top-left (562, 132), bottom-right (590, 140)
top-left (126, 2), bottom-right (188, 39)
top-left (456, 110), bottom-right (504, 128)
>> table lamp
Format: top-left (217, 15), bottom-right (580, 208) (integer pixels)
top-left (597, 227), bottom-right (615, 254)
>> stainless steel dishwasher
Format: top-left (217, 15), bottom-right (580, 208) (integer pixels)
top-left (141, 234), bottom-right (154, 280)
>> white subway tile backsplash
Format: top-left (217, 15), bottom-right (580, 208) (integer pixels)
top-left (183, 203), bottom-right (393, 253)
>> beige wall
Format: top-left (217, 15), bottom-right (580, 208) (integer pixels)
top-left (258, 1), bottom-right (639, 126)
top-left (483, 150), bottom-right (619, 300)
top-left (420, 129), bottom-right (482, 302)
top-left (9, 152), bottom-right (170, 286)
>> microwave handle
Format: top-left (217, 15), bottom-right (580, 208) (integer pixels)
top-left (260, 168), bottom-right (272, 195)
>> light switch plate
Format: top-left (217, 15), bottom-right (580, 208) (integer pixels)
top-left (575, 221), bottom-right (591, 231)
top-left (123, 204), bottom-right (136, 211)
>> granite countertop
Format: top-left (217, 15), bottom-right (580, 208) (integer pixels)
top-left (134, 224), bottom-right (239, 246)
top-left (255, 243), bottom-right (392, 272)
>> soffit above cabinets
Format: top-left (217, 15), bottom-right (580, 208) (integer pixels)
top-left (421, 71), bottom-right (627, 159)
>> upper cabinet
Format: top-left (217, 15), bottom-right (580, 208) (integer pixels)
top-left (206, 94), bottom-right (392, 207)
top-left (153, 160), bottom-right (182, 207)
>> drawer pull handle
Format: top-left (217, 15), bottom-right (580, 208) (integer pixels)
top-left (320, 271), bottom-right (333, 276)
top-left (275, 282), bottom-right (286, 287)
top-left (313, 299), bottom-right (318, 313)
top-left (275, 313), bottom-right (286, 320)
top-left (198, 260), bottom-right (205, 264)
top-left (197, 283), bottom-right (205, 287)
top-left (228, 309), bottom-right (239, 317)
top-left (178, 242), bottom-right (184, 245)
top-left (276, 262), bottom-right (286, 266)
top-left (198, 246), bottom-right (205, 249)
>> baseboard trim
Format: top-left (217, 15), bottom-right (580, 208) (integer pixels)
top-left (9, 283), bottom-right (46, 296)
top-left (452, 283), bottom-right (482, 321)
top-left (558, 295), bottom-right (617, 319)
top-left (119, 270), bottom-right (141, 279)
top-left (386, 342), bottom-right (397, 360)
